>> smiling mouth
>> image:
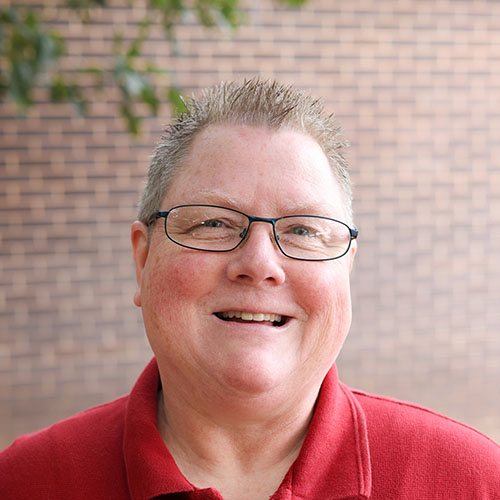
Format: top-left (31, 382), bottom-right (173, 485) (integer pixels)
top-left (215, 311), bottom-right (288, 327)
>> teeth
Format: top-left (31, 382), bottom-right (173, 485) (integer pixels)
top-left (220, 311), bottom-right (282, 323)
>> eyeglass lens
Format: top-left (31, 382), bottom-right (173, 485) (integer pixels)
top-left (165, 205), bottom-right (352, 261)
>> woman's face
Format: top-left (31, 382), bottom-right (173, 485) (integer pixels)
top-left (132, 125), bottom-right (356, 402)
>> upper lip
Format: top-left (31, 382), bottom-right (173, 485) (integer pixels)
top-left (213, 308), bottom-right (291, 317)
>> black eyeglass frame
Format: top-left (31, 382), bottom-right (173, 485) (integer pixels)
top-left (151, 204), bottom-right (358, 262)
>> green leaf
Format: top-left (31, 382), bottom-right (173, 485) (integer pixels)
top-left (82, 66), bottom-right (105, 89)
top-left (1, 0), bottom-right (310, 135)
top-left (65, 0), bottom-right (107, 8)
top-left (64, 0), bottom-right (107, 21)
top-left (145, 62), bottom-right (166, 74)
top-left (149, 0), bottom-right (184, 40)
top-left (1, 6), bottom-right (68, 110)
top-left (120, 102), bottom-right (141, 135)
top-left (219, 0), bottom-right (244, 28)
top-left (193, 0), bottom-right (243, 29)
top-left (167, 86), bottom-right (186, 115)
top-left (280, 0), bottom-right (308, 6)
top-left (141, 85), bottom-right (160, 114)
top-left (49, 73), bottom-right (88, 116)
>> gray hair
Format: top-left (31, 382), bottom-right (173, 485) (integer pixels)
top-left (138, 78), bottom-right (352, 233)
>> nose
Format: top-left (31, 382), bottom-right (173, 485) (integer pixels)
top-left (225, 222), bottom-right (286, 287)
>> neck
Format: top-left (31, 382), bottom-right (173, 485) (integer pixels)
top-left (156, 377), bottom-right (321, 499)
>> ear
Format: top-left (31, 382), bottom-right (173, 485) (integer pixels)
top-left (131, 221), bottom-right (149, 307)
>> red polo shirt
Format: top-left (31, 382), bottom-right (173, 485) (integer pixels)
top-left (1, 359), bottom-right (499, 499)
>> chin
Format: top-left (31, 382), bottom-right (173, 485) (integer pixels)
top-left (217, 356), bottom-right (292, 397)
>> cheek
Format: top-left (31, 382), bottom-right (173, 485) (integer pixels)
top-left (141, 252), bottom-right (218, 356)
top-left (305, 263), bottom-right (352, 316)
top-left (143, 251), bottom-right (219, 322)
top-left (301, 264), bottom-right (353, 353)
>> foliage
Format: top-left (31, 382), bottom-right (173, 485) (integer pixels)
top-left (0, 0), bottom-right (307, 135)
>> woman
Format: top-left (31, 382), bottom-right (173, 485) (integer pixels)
top-left (1, 79), bottom-right (499, 499)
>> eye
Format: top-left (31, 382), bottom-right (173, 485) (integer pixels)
top-left (166, 206), bottom-right (248, 248)
top-left (290, 225), bottom-right (315, 237)
top-left (286, 224), bottom-right (323, 239)
top-left (201, 219), bottom-right (225, 228)
top-left (188, 216), bottom-right (242, 240)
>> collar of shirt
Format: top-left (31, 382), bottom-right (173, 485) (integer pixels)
top-left (123, 359), bottom-right (372, 500)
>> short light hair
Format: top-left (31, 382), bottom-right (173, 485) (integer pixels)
top-left (138, 78), bottom-right (352, 233)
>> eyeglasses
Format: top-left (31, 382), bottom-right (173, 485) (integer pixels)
top-left (152, 204), bottom-right (358, 262)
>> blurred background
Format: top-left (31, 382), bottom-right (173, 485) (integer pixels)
top-left (1, 0), bottom-right (499, 448)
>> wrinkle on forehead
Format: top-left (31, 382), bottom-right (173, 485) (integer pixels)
top-left (163, 189), bottom-right (344, 220)
top-left (162, 190), bottom-right (241, 211)
top-left (163, 125), bottom-right (348, 221)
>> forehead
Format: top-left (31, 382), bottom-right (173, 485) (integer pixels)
top-left (165, 125), bottom-right (345, 217)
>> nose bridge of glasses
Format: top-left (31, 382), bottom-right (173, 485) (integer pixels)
top-left (240, 216), bottom-right (277, 243)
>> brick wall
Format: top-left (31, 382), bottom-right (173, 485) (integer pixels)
top-left (1, 0), bottom-right (499, 447)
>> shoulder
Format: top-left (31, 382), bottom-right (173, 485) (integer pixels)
top-left (0, 395), bottom-right (129, 499)
top-left (349, 386), bottom-right (500, 498)
top-left (352, 386), bottom-right (499, 451)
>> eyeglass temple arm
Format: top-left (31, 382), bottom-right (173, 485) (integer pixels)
top-left (147, 211), bottom-right (167, 226)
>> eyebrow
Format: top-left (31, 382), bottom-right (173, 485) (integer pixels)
top-left (184, 190), bottom-right (242, 208)
top-left (278, 200), bottom-right (333, 216)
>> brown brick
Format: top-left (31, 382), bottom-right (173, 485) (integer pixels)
top-left (1, 0), bottom-right (500, 448)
